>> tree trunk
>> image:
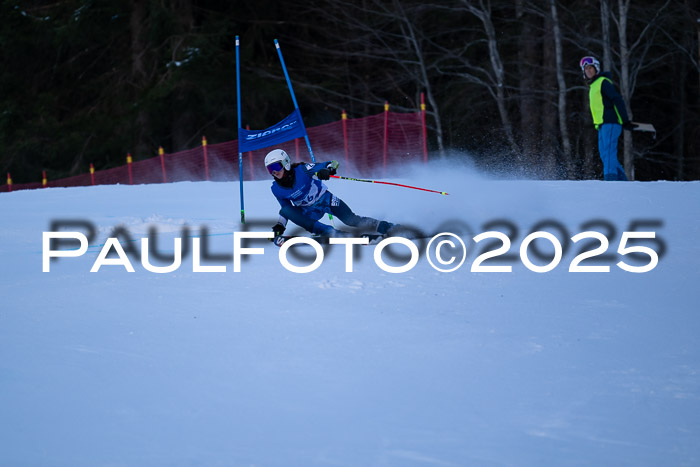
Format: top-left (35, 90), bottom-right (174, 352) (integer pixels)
top-left (695, 0), bottom-right (700, 108)
top-left (541, 6), bottom-right (559, 176)
top-left (675, 55), bottom-right (686, 180)
top-left (464, 0), bottom-right (519, 154)
top-left (171, 0), bottom-right (196, 152)
top-left (517, 0), bottom-right (540, 160)
top-left (600, 0), bottom-right (613, 71)
top-left (130, 0), bottom-right (152, 158)
top-left (392, 0), bottom-right (444, 154)
top-left (582, 91), bottom-right (597, 178)
top-left (550, 0), bottom-right (573, 175)
top-left (617, 0), bottom-right (634, 180)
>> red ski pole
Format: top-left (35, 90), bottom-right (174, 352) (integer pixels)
top-left (329, 174), bottom-right (448, 195)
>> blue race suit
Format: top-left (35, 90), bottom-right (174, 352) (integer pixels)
top-left (271, 161), bottom-right (379, 235)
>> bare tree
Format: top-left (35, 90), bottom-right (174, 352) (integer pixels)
top-left (272, 0), bottom-right (447, 152)
top-left (681, 0), bottom-right (700, 107)
top-left (616, 0), bottom-right (634, 179)
top-left (129, 0), bottom-right (153, 159)
top-left (516, 0), bottom-right (540, 159)
top-left (612, 0), bottom-right (672, 179)
top-left (390, 0), bottom-right (446, 153)
top-left (458, 0), bottom-right (519, 154)
top-left (601, 0), bottom-right (613, 71)
top-left (550, 0), bottom-right (573, 172)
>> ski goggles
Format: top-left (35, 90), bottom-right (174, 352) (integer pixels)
top-left (580, 56), bottom-right (596, 71)
top-left (266, 162), bottom-right (284, 173)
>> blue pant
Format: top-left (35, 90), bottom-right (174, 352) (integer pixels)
top-left (280, 192), bottom-right (379, 234)
top-left (598, 123), bottom-right (627, 181)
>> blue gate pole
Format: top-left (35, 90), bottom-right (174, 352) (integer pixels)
top-left (236, 35), bottom-right (245, 223)
top-left (274, 39), bottom-right (315, 163)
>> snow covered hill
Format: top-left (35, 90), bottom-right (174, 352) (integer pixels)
top-left (1, 162), bottom-right (699, 466)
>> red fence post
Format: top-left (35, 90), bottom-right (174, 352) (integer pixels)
top-left (127, 153), bottom-right (134, 185)
top-left (6, 173), bottom-right (12, 192)
top-left (90, 163), bottom-right (95, 186)
top-left (202, 136), bottom-right (210, 181)
top-left (159, 146), bottom-right (167, 183)
top-left (421, 92), bottom-right (428, 164)
top-left (383, 101), bottom-right (389, 173)
top-left (342, 109), bottom-right (349, 165)
top-left (42, 170), bottom-right (47, 188)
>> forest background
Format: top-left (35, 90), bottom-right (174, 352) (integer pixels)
top-left (1, 0), bottom-right (698, 183)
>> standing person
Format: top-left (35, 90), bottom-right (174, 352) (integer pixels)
top-left (580, 56), bottom-right (637, 181)
top-left (264, 149), bottom-right (395, 245)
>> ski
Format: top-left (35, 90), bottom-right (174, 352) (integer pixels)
top-left (631, 121), bottom-right (656, 139)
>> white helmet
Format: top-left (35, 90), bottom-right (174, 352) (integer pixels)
top-left (264, 149), bottom-right (291, 172)
top-left (579, 56), bottom-right (600, 75)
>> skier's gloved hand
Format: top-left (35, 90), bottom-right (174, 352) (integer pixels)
top-left (622, 121), bottom-right (638, 131)
top-left (270, 223), bottom-right (285, 242)
top-left (317, 160), bottom-right (339, 180)
top-left (327, 160), bottom-right (339, 176)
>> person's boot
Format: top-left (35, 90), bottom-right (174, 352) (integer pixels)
top-left (377, 221), bottom-right (398, 235)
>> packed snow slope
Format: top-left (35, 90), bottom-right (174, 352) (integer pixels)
top-left (1, 161), bottom-right (699, 466)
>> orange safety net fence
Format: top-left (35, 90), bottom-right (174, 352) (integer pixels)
top-left (1, 110), bottom-right (425, 193)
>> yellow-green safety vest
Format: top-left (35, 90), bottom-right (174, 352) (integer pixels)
top-left (589, 76), bottom-right (622, 130)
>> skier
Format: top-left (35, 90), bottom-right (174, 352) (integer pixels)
top-left (580, 56), bottom-right (637, 181)
top-left (264, 149), bottom-right (395, 245)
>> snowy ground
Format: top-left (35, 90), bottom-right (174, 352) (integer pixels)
top-left (1, 162), bottom-right (699, 466)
